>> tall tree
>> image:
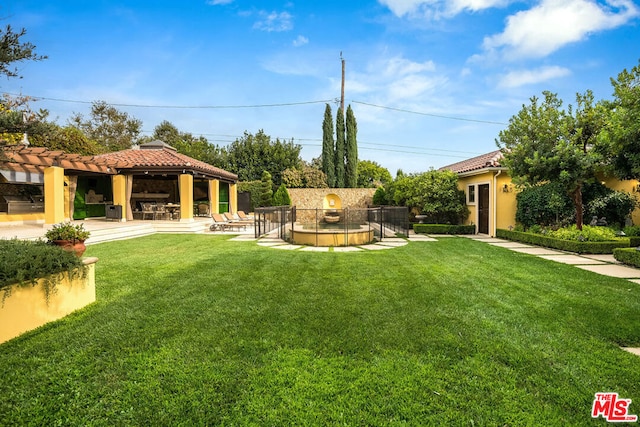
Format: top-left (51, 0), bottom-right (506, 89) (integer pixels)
top-left (345, 105), bottom-right (358, 188)
top-left (600, 60), bottom-right (640, 180)
top-left (224, 130), bottom-right (302, 185)
top-left (0, 25), bottom-right (46, 79)
top-left (357, 160), bottom-right (392, 188)
top-left (335, 107), bottom-right (345, 187)
top-left (69, 101), bottom-right (142, 152)
top-left (497, 91), bottom-right (605, 230)
top-left (321, 104), bottom-right (335, 187)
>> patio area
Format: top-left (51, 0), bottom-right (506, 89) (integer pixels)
top-left (0, 216), bottom-right (254, 244)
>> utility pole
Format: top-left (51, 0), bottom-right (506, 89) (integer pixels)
top-left (340, 52), bottom-right (345, 112)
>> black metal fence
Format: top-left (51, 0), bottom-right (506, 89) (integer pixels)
top-left (254, 205), bottom-right (409, 245)
top-left (254, 205), bottom-right (294, 240)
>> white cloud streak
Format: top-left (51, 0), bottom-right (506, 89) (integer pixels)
top-left (378, 0), bottom-right (512, 19)
top-left (292, 35), bottom-right (308, 47)
top-left (498, 65), bottom-right (571, 88)
top-left (253, 11), bottom-right (293, 32)
top-left (482, 0), bottom-right (640, 60)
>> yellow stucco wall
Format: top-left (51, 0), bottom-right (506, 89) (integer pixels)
top-left (209, 179), bottom-right (220, 214)
top-left (230, 183), bottom-right (238, 213)
top-left (0, 258), bottom-right (97, 344)
top-left (598, 174), bottom-right (640, 225)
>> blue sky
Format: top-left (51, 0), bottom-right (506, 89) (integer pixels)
top-left (4, 0), bottom-right (640, 174)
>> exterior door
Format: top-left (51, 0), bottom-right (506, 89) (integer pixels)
top-left (478, 184), bottom-right (490, 234)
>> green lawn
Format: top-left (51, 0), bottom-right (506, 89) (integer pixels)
top-left (1, 235), bottom-right (640, 425)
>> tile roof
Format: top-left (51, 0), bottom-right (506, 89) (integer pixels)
top-left (439, 149), bottom-right (504, 174)
top-left (97, 141), bottom-right (238, 182)
top-left (1, 145), bottom-right (120, 174)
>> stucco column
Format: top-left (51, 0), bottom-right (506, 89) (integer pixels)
top-left (208, 179), bottom-right (220, 214)
top-left (44, 166), bottom-right (65, 224)
top-left (230, 183), bottom-right (238, 213)
top-left (112, 175), bottom-right (127, 222)
top-left (179, 174), bottom-right (194, 222)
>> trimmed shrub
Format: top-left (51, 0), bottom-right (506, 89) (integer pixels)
top-left (272, 184), bottom-right (291, 206)
top-left (613, 248), bottom-right (640, 268)
top-left (496, 229), bottom-right (629, 254)
top-left (0, 239), bottom-right (84, 290)
top-left (547, 225), bottom-right (618, 242)
top-left (414, 224), bottom-right (476, 235)
top-left (372, 186), bottom-right (387, 206)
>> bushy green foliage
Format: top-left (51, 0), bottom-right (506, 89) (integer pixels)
top-left (0, 239), bottom-right (84, 290)
top-left (372, 186), bottom-right (387, 206)
top-left (357, 160), bottom-right (392, 188)
top-left (386, 170), bottom-right (468, 224)
top-left (413, 224), bottom-right (475, 235)
top-left (272, 184), bottom-right (291, 206)
top-left (496, 229), bottom-right (628, 254)
top-left (624, 225), bottom-right (640, 236)
top-left (44, 222), bottom-right (90, 242)
top-left (516, 181), bottom-right (636, 228)
top-left (547, 225), bottom-right (618, 242)
top-left (613, 247), bottom-right (640, 267)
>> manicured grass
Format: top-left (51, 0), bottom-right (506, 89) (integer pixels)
top-left (1, 235), bottom-right (640, 425)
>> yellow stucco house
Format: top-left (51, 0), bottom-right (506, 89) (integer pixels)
top-left (0, 140), bottom-right (238, 225)
top-left (441, 150), bottom-right (640, 236)
top-left (440, 150), bottom-right (516, 236)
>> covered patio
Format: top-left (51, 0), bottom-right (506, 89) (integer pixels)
top-left (0, 140), bottom-right (238, 226)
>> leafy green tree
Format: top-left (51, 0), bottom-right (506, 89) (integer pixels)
top-left (259, 171), bottom-right (273, 207)
top-left (281, 165), bottom-right (327, 188)
top-left (272, 183), bottom-right (292, 206)
top-left (224, 130), bottom-right (301, 185)
top-left (321, 104), bottom-right (335, 187)
top-left (0, 25), bottom-right (46, 79)
top-left (335, 107), bottom-right (345, 187)
top-left (372, 186), bottom-right (387, 206)
top-left (497, 91), bottom-right (605, 230)
top-left (357, 160), bottom-right (392, 188)
top-left (69, 101), bottom-right (142, 152)
top-left (345, 105), bottom-right (358, 188)
top-left (281, 167), bottom-right (304, 188)
top-left (600, 60), bottom-right (640, 180)
top-left (147, 121), bottom-right (225, 166)
top-left (387, 170), bottom-right (468, 224)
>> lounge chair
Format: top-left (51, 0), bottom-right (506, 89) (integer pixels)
top-left (210, 213), bottom-right (231, 232)
top-left (223, 212), bottom-right (253, 227)
top-left (237, 210), bottom-right (254, 220)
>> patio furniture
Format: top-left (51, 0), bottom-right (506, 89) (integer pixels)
top-left (197, 203), bottom-right (210, 217)
top-left (210, 213), bottom-right (232, 232)
top-left (166, 203), bottom-right (180, 220)
top-left (223, 212), bottom-right (253, 228)
top-left (154, 203), bottom-right (171, 220)
top-left (237, 210), bottom-right (254, 220)
top-left (141, 203), bottom-right (155, 220)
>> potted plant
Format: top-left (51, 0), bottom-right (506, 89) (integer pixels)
top-left (45, 222), bottom-right (91, 257)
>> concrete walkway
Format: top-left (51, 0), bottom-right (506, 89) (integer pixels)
top-left (462, 234), bottom-right (640, 281)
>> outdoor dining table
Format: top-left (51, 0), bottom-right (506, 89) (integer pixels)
top-left (165, 203), bottom-right (180, 220)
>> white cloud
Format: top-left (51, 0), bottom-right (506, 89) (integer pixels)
top-left (498, 65), bottom-right (571, 88)
top-left (206, 0), bottom-right (234, 5)
top-left (482, 0), bottom-right (640, 60)
top-left (378, 0), bottom-right (512, 19)
top-left (253, 11), bottom-right (293, 32)
top-left (292, 35), bottom-right (309, 47)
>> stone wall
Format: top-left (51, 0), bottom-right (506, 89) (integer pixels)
top-left (288, 188), bottom-right (376, 224)
top-left (288, 188), bottom-right (376, 209)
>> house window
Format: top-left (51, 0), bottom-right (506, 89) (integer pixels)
top-left (467, 185), bottom-right (475, 204)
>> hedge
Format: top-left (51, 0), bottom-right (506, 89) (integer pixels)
top-left (413, 224), bottom-right (476, 235)
top-left (613, 248), bottom-right (640, 268)
top-left (496, 229), bottom-right (629, 254)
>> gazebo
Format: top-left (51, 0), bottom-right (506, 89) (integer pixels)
top-left (0, 141), bottom-right (238, 225)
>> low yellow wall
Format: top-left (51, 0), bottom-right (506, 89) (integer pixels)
top-left (0, 257), bottom-right (97, 344)
top-left (291, 229), bottom-right (374, 247)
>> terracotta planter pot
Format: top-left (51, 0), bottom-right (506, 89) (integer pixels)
top-left (53, 240), bottom-right (87, 257)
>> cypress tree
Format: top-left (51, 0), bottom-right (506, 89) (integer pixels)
top-left (335, 107), bottom-right (345, 188)
top-left (345, 105), bottom-right (358, 188)
top-left (321, 104), bottom-right (336, 187)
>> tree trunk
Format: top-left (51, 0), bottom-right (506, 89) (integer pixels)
top-left (571, 185), bottom-right (583, 230)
